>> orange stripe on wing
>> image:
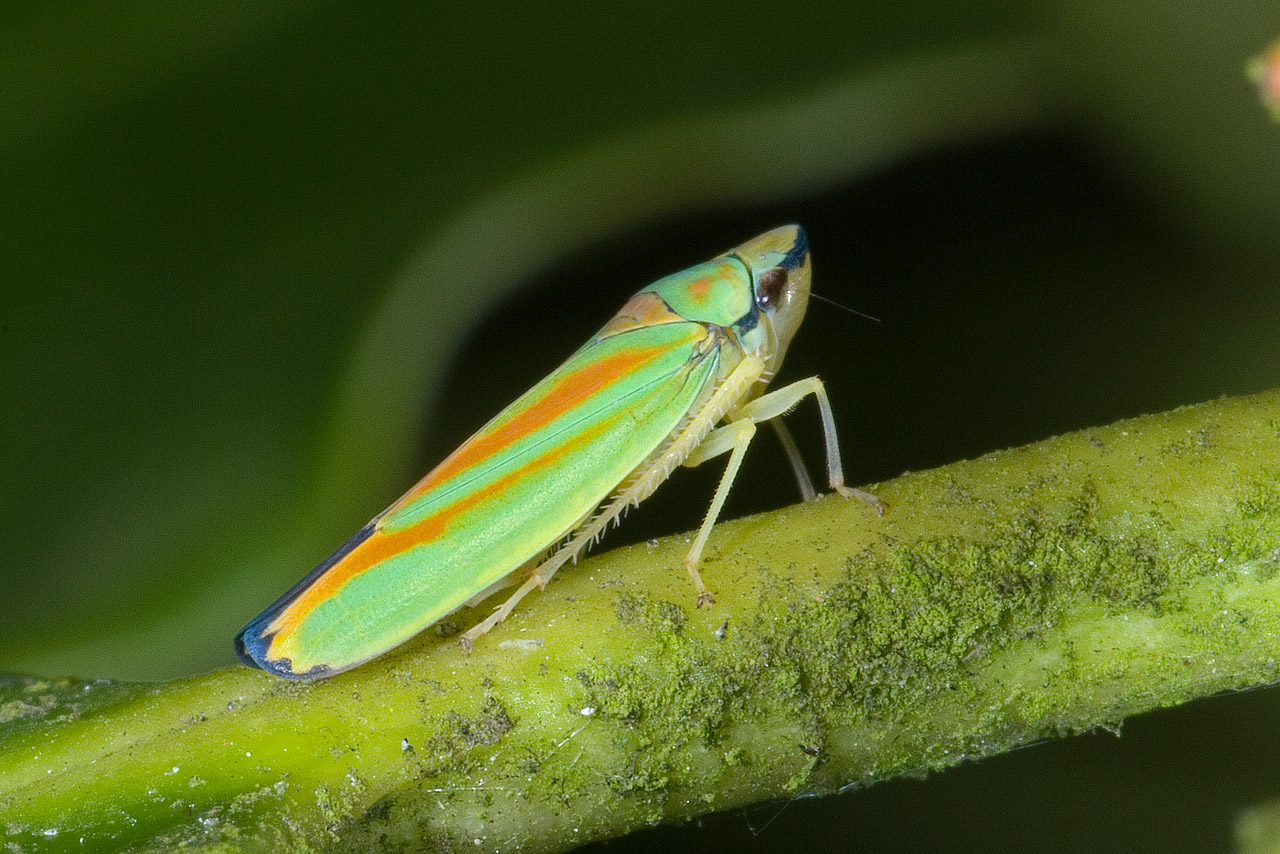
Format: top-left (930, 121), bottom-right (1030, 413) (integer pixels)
top-left (394, 339), bottom-right (682, 506)
top-left (267, 418), bottom-right (609, 642)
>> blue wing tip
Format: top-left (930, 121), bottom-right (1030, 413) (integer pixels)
top-left (233, 625), bottom-right (269, 668)
top-left (234, 624), bottom-right (331, 679)
top-left (232, 521), bottom-right (378, 680)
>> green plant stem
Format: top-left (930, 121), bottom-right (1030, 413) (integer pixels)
top-left (3, 390), bottom-right (1279, 852)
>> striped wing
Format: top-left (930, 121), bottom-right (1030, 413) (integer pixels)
top-left (236, 320), bottom-right (720, 677)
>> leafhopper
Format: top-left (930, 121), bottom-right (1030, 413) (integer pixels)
top-left (235, 225), bottom-right (880, 678)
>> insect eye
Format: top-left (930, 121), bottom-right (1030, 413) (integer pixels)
top-left (757, 267), bottom-right (788, 308)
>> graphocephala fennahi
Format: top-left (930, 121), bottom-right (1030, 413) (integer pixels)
top-left (235, 225), bottom-right (881, 679)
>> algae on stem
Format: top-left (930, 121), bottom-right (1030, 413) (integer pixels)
top-left (2, 390), bottom-right (1279, 852)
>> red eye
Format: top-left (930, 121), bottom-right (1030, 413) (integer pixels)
top-left (757, 267), bottom-right (788, 308)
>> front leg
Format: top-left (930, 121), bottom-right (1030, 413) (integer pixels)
top-left (733, 376), bottom-right (885, 514)
top-left (678, 374), bottom-right (882, 606)
top-left (680, 417), bottom-right (759, 605)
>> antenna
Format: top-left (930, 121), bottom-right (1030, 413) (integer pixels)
top-left (810, 291), bottom-right (881, 322)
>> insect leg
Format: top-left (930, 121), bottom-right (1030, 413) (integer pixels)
top-left (459, 570), bottom-right (547, 650)
top-left (768, 419), bottom-right (817, 501)
top-left (736, 376), bottom-right (884, 514)
top-left (678, 410), bottom-right (817, 501)
top-left (681, 417), bottom-right (758, 606)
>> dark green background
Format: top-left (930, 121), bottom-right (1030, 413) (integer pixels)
top-left (3, 2), bottom-right (1278, 851)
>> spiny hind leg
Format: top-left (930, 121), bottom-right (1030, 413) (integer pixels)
top-left (457, 505), bottom-right (606, 649)
top-left (459, 553), bottom-right (568, 650)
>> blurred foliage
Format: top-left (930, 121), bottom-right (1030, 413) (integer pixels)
top-left (1, 1), bottom-right (1279, 851)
